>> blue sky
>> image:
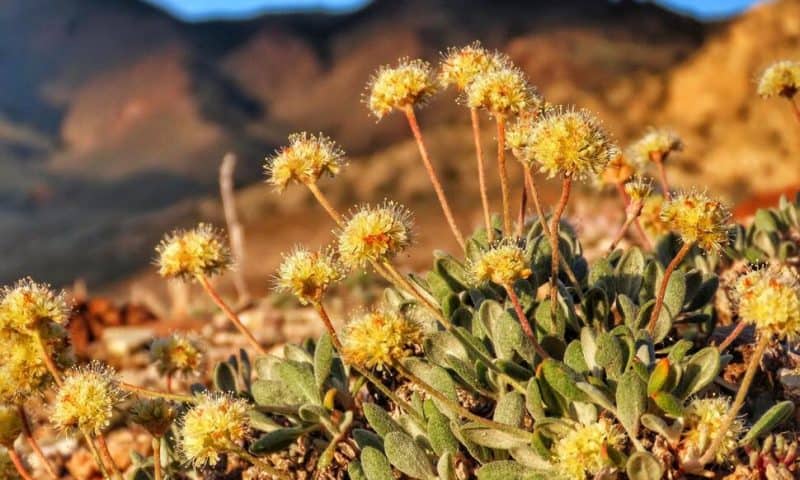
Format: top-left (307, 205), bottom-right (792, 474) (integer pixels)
top-left (145, 0), bottom-right (763, 21)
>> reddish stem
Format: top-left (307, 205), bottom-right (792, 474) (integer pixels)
top-left (18, 406), bottom-right (58, 480)
top-left (505, 285), bottom-right (549, 360)
top-left (652, 152), bottom-right (671, 200)
top-left (198, 275), bottom-right (266, 355)
top-left (496, 115), bottom-right (512, 236)
top-left (615, 181), bottom-right (652, 250)
top-left (647, 242), bottom-right (693, 334)
top-left (549, 176), bottom-right (573, 318)
top-left (717, 321), bottom-right (748, 353)
top-left (471, 107), bottom-right (493, 243)
top-left (7, 449), bottom-right (35, 480)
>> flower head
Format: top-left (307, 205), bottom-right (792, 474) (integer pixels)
top-left (276, 247), bottom-right (345, 304)
top-left (265, 132), bottom-right (345, 191)
top-left (552, 418), bottom-right (624, 480)
top-left (0, 329), bottom-right (69, 404)
top-left (660, 191), bottom-right (731, 252)
top-left (682, 397), bottom-right (743, 464)
top-left (337, 201), bottom-right (413, 268)
top-left (626, 128), bottom-right (683, 167)
top-left (468, 241), bottom-right (531, 286)
top-left (438, 43), bottom-right (505, 91)
top-left (341, 309), bottom-right (423, 370)
top-left (640, 195), bottom-right (670, 238)
top-left (0, 279), bottom-right (69, 333)
top-left (0, 407), bottom-right (21, 448)
top-left (155, 223), bottom-right (232, 280)
top-left (149, 334), bottom-right (205, 378)
top-left (624, 177), bottom-right (653, 204)
top-left (366, 58), bottom-right (437, 119)
top-left (52, 362), bottom-right (125, 435)
top-left (526, 108), bottom-right (619, 180)
top-left (179, 394), bottom-right (250, 467)
top-left (130, 398), bottom-right (177, 437)
top-left (600, 152), bottom-right (636, 185)
top-left (736, 266), bottom-right (800, 341)
top-left (757, 60), bottom-right (800, 99)
top-left (466, 66), bottom-right (537, 116)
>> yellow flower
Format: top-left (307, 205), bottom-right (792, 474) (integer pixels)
top-left (438, 43), bottom-right (505, 91)
top-left (624, 177), bottom-right (653, 204)
top-left (276, 247), bottom-right (345, 304)
top-left (552, 418), bottom-right (624, 480)
top-left (0, 329), bottom-right (69, 404)
top-left (341, 309), bottom-right (423, 370)
top-left (179, 394), bottom-right (250, 467)
top-left (468, 242), bottom-right (531, 286)
top-left (757, 60), bottom-right (800, 99)
top-left (659, 191), bottom-right (731, 252)
top-left (0, 278), bottom-right (69, 333)
top-left (337, 201), bottom-right (413, 268)
top-left (265, 132), bottom-right (345, 191)
top-left (155, 223), bottom-right (232, 280)
top-left (0, 406), bottom-right (21, 448)
top-left (52, 362), bottom-right (125, 435)
top-left (682, 397), bottom-right (743, 464)
top-left (626, 128), bottom-right (683, 167)
top-left (366, 58), bottom-right (437, 119)
top-left (466, 66), bottom-right (537, 116)
top-left (149, 334), bottom-right (205, 377)
top-left (600, 152), bottom-right (636, 185)
top-left (526, 108), bottom-right (619, 180)
top-left (640, 195), bottom-right (670, 238)
top-left (736, 266), bottom-right (800, 341)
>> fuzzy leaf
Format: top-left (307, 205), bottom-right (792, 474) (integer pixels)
top-left (615, 247), bottom-right (645, 298)
top-left (652, 391), bottom-right (684, 418)
top-left (213, 362), bottom-right (237, 393)
top-left (427, 407), bottom-right (459, 456)
top-left (525, 379), bottom-right (547, 421)
top-left (616, 369), bottom-right (647, 437)
top-left (251, 379), bottom-right (302, 407)
top-left (595, 332), bottom-right (626, 380)
top-left (476, 461), bottom-right (546, 480)
top-left (384, 431), bottom-right (435, 479)
top-left (647, 358), bottom-right (671, 396)
top-left (313, 333), bottom-right (334, 389)
top-left (626, 452), bottom-right (664, 480)
top-left (437, 453), bottom-right (456, 480)
top-left (424, 331), bottom-right (469, 367)
top-left (274, 359), bottom-right (320, 404)
top-left (540, 358), bottom-right (588, 403)
top-left (675, 347), bottom-right (720, 399)
top-left (361, 447), bottom-right (393, 480)
top-left (250, 427), bottom-right (305, 454)
top-left (741, 401), bottom-right (795, 445)
top-left (653, 270), bottom-right (686, 342)
top-left (353, 428), bottom-right (384, 452)
top-left (435, 255), bottom-right (469, 293)
top-left (494, 392), bottom-right (525, 427)
top-left (576, 381), bottom-right (616, 411)
top-left (460, 424), bottom-right (528, 450)
top-left (363, 403), bottom-right (403, 438)
top-left (403, 359), bottom-right (458, 418)
top-left (348, 461), bottom-right (369, 480)
top-left (563, 340), bottom-right (589, 374)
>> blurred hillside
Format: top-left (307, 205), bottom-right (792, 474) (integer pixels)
top-left (1, 0), bottom-right (798, 288)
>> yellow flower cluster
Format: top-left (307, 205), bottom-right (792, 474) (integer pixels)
top-left (366, 58), bottom-right (437, 119)
top-left (624, 177), bottom-right (653, 204)
top-left (626, 128), bottom-right (683, 167)
top-left (438, 42), bottom-right (504, 91)
top-left (640, 195), bottom-right (670, 238)
top-left (52, 362), bottom-right (125, 435)
top-left (552, 418), bottom-right (624, 480)
top-left (736, 266), bottom-right (800, 341)
top-left (466, 65), bottom-right (537, 117)
top-left (660, 191), bottom-right (731, 252)
top-left (757, 60), bottom-right (800, 99)
top-left (682, 397), bottom-right (743, 464)
top-left (0, 278), bottom-right (69, 333)
top-left (468, 242), bottom-right (531, 286)
top-left (276, 246), bottom-right (345, 305)
top-left (341, 309), bottom-right (423, 370)
top-left (265, 132), bottom-right (345, 191)
top-left (150, 334), bottom-right (205, 377)
top-left (179, 394), bottom-right (250, 467)
top-left (337, 201), bottom-right (413, 268)
top-left (156, 223), bottom-right (232, 280)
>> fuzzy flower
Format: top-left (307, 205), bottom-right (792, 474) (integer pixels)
top-left (150, 334), bottom-right (205, 378)
top-left (468, 242), bottom-right (531, 286)
top-left (599, 153), bottom-right (636, 186)
top-left (337, 201), bottom-right (413, 268)
top-left (341, 309), bottom-right (423, 370)
top-left (526, 108), bottom-right (619, 180)
top-left (466, 66), bottom-right (537, 116)
top-left (156, 223), bottom-right (232, 280)
top-left (640, 195), bottom-right (670, 238)
top-left (179, 394), bottom-right (250, 467)
top-left (52, 362), bottom-right (125, 435)
top-left (130, 398), bottom-right (177, 437)
top-left (265, 132), bottom-right (345, 191)
top-left (366, 58), bottom-right (437, 119)
top-left (438, 43), bottom-right (505, 91)
top-left (682, 397), bottom-right (743, 464)
top-left (659, 191), bottom-right (731, 252)
top-left (736, 266), bottom-right (800, 341)
top-left (0, 407), bottom-right (21, 448)
top-left (0, 278), bottom-right (69, 333)
top-left (0, 329), bottom-right (64, 404)
top-left (626, 128), bottom-right (683, 168)
top-left (624, 177), bottom-right (653, 204)
top-left (552, 418), bottom-right (624, 480)
top-left (757, 60), bottom-right (800, 99)
top-left (276, 247), bottom-right (345, 304)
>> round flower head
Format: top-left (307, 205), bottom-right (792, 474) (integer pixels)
top-left (130, 398), bottom-right (177, 437)
top-left (0, 278), bottom-right (69, 333)
top-left (624, 177), bottom-right (653, 204)
top-left (52, 362), bottom-right (125, 435)
top-left (468, 241), bottom-right (531, 286)
top-left (366, 58), bottom-right (437, 119)
top-left (337, 201), bottom-right (413, 268)
top-left (0, 406), bottom-right (21, 448)
top-left (736, 266), bottom-right (800, 341)
top-left (179, 394), bottom-right (250, 468)
top-left (682, 397), bottom-right (743, 464)
top-left (552, 418), bottom-right (624, 480)
top-left (149, 334), bottom-right (205, 378)
top-left (757, 60), bottom-right (800, 99)
top-left (526, 108), bottom-right (619, 180)
top-left (341, 309), bottom-right (423, 370)
top-left (0, 330), bottom-right (58, 404)
top-left (466, 65), bottom-right (537, 116)
top-left (640, 195), bottom-right (670, 238)
top-left (265, 132), bottom-right (345, 191)
top-left (438, 43), bottom-right (505, 91)
top-left (626, 128), bottom-right (683, 167)
top-left (276, 246), bottom-right (345, 305)
top-left (156, 223), bottom-right (232, 280)
top-left (659, 191), bottom-right (731, 252)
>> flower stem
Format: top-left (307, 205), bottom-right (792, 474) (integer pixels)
top-left (614, 181), bottom-right (652, 250)
top-left (35, 333), bottom-right (63, 387)
top-left (608, 200), bottom-right (644, 252)
top-left (81, 429), bottom-right (111, 480)
top-left (197, 275), bottom-right (266, 355)
top-left (496, 114), bottom-right (512, 236)
top-left (17, 406), bottom-right (58, 480)
top-left (717, 321), bottom-right (749, 353)
top-left (652, 152), bottom-right (671, 200)
top-left (152, 436), bottom-right (163, 480)
top-left (96, 433), bottom-right (123, 480)
top-left (403, 106), bottom-right (465, 250)
top-left (699, 334), bottom-right (770, 466)
top-left (647, 242), bottom-right (693, 335)
top-left (7, 448), bottom-right (35, 480)
top-left (516, 178), bottom-right (527, 239)
top-left (119, 382), bottom-right (196, 403)
top-left (504, 284), bottom-right (549, 360)
top-left (471, 107), bottom-right (494, 243)
top-left (306, 182), bottom-right (344, 226)
top-left (549, 176), bottom-right (573, 319)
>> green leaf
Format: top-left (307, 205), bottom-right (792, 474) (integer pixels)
top-left (540, 359), bottom-right (588, 403)
top-left (427, 406), bottom-right (459, 455)
top-left (437, 452), bottom-right (456, 480)
top-left (348, 460), bottom-right (369, 480)
top-left (563, 340), bottom-right (589, 374)
top-left (353, 428), bottom-right (384, 452)
top-left (363, 403), bottom-right (403, 438)
top-left (647, 359), bottom-right (671, 396)
top-left (525, 379), bottom-right (547, 421)
top-left (460, 424), bottom-right (528, 450)
top-left (475, 461), bottom-right (534, 480)
top-left (675, 347), bottom-right (720, 399)
top-left (595, 332), bottom-right (626, 380)
top-left (424, 331), bottom-right (469, 367)
top-left (741, 401), bottom-right (795, 445)
top-left (576, 382), bottom-right (616, 411)
top-left (384, 431), bottom-right (435, 479)
top-left (653, 270), bottom-right (686, 342)
top-left (213, 362), bottom-right (237, 393)
top-left (274, 359), bottom-right (320, 404)
top-left (435, 254), bottom-right (469, 293)
top-left (494, 392), bottom-right (525, 427)
top-left (615, 247), bottom-right (645, 298)
top-left (403, 359), bottom-right (458, 418)
top-left (616, 369), bottom-right (647, 437)
top-left (361, 446), bottom-right (393, 480)
top-left (250, 427), bottom-right (305, 454)
top-left (626, 451), bottom-right (664, 480)
top-left (652, 391), bottom-right (684, 418)
top-left (251, 379), bottom-right (302, 407)
top-left (314, 333), bottom-right (334, 389)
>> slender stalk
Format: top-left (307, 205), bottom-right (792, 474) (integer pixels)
top-left (614, 181), bottom-right (652, 250)
top-left (120, 382), bottom-right (195, 403)
top-left (495, 114), bottom-right (512, 236)
top-left (647, 242), bottom-right (693, 334)
top-left (17, 406), bottom-right (58, 480)
top-left (306, 182), bottom-right (344, 226)
top-left (524, 168), bottom-right (548, 234)
top-left (229, 443), bottom-right (289, 480)
top-left (608, 200), bottom-right (644, 252)
top-left (505, 285), bottom-right (549, 360)
top-left (699, 334), bottom-right (770, 466)
top-left (717, 321), bottom-right (748, 353)
top-left (403, 106), bottom-right (465, 250)
top-left (652, 152), bottom-right (671, 200)
top-left (516, 177), bottom-right (527, 239)
top-left (219, 153), bottom-right (251, 306)
top-left (35, 333), bottom-right (63, 387)
top-left (549, 176), bottom-right (573, 318)
top-left (81, 429), bottom-right (111, 480)
top-left (381, 262), bottom-right (448, 327)
top-left (96, 433), bottom-right (124, 480)
top-left (312, 301), bottom-right (341, 347)
top-left (471, 107), bottom-right (493, 243)
top-left (197, 275), bottom-right (266, 355)
top-left (7, 449), bottom-right (35, 480)
top-left (152, 437), bottom-right (163, 480)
